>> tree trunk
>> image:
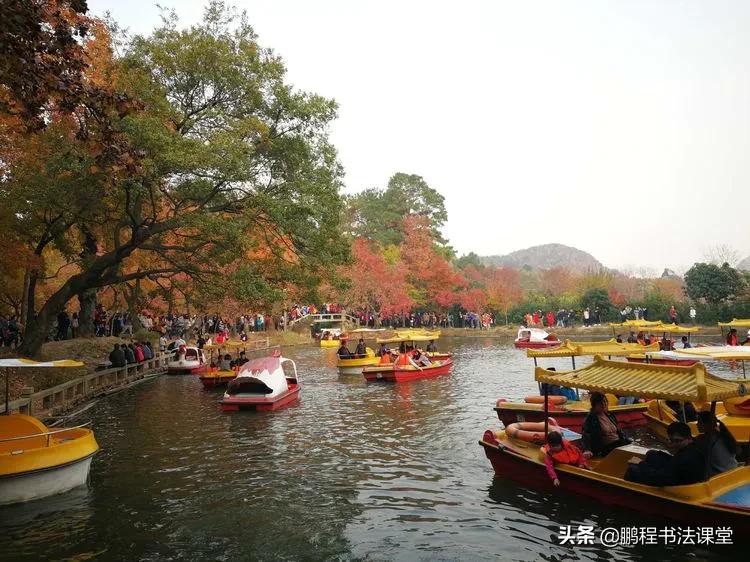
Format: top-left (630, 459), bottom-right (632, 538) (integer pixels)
top-left (77, 289), bottom-right (97, 337)
top-left (125, 280), bottom-right (144, 334)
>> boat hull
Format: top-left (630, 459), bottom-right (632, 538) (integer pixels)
top-left (480, 439), bottom-right (750, 528)
top-left (198, 371), bottom-right (236, 388)
top-left (0, 455), bottom-right (93, 506)
top-left (365, 359), bottom-right (453, 382)
top-left (495, 403), bottom-right (647, 432)
top-left (167, 363), bottom-right (208, 375)
top-left (221, 386), bottom-right (300, 412)
top-left (337, 357), bottom-right (379, 376)
top-left (514, 340), bottom-right (560, 349)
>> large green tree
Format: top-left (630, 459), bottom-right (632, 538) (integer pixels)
top-left (2, 2), bottom-right (349, 356)
top-left (684, 262), bottom-right (746, 305)
top-left (347, 172), bottom-right (447, 246)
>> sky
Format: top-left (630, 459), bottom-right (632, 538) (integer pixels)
top-left (88, 0), bottom-right (750, 271)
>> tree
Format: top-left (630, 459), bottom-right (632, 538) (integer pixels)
top-left (581, 287), bottom-right (612, 318)
top-left (684, 262), bottom-right (746, 305)
top-left (702, 245), bottom-right (740, 267)
top-left (485, 267), bottom-right (523, 325)
top-left (347, 172), bottom-right (447, 246)
top-left (3, 2), bottom-right (349, 356)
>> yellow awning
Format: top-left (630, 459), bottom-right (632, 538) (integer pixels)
top-left (527, 339), bottom-right (660, 358)
top-left (609, 320), bottom-right (663, 328)
top-left (534, 355), bottom-right (747, 401)
top-left (0, 359), bottom-right (84, 368)
top-left (376, 329), bottom-right (440, 344)
top-left (718, 319), bottom-right (750, 328)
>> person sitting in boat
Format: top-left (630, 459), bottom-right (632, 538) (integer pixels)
top-left (378, 343), bottom-right (391, 357)
top-left (337, 341), bottom-right (353, 358)
top-left (665, 400), bottom-right (697, 423)
top-left (624, 422), bottom-right (705, 486)
top-left (636, 332), bottom-right (646, 346)
top-left (727, 328), bottom-right (739, 346)
top-left (695, 411), bottom-right (738, 477)
top-left (582, 392), bottom-right (631, 458)
top-left (219, 354), bottom-right (232, 371)
top-left (627, 331), bottom-right (637, 344)
top-left (426, 340), bottom-right (437, 352)
top-left (410, 349), bottom-right (432, 368)
top-left (681, 336), bottom-right (692, 349)
top-left (544, 431), bottom-right (590, 487)
top-left (355, 338), bottom-right (367, 357)
top-left (398, 341), bottom-right (407, 353)
top-left (235, 351), bottom-right (248, 367)
top-left (742, 329), bottom-right (750, 346)
top-left (615, 334), bottom-right (623, 343)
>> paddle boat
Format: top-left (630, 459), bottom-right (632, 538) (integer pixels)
top-left (220, 351), bottom-right (299, 411)
top-left (0, 359), bottom-right (99, 506)
top-left (364, 355), bottom-right (453, 382)
top-left (514, 328), bottom-right (560, 349)
top-left (317, 328), bottom-right (343, 348)
top-left (480, 356), bottom-right (750, 527)
top-left (198, 341), bottom-right (247, 388)
top-left (362, 329), bottom-right (451, 380)
top-left (167, 345), bottom-right (207, 375)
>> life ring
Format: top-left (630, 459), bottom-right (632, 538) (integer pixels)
top-left (524, 395), bottom-right (567, 405)
top-left (505, 418), bottom-right (561, 443)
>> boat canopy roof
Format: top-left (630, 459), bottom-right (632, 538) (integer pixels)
top-left (610, 321), bottom-right (699, 333)
top-left (609, 320), bottom-right (662, 328)
top-left (670, 346), bottom-right (750, 361)
top-left (527, 339), bottom-right (659, 358)
top-left (376, 329), bottom-right (441, 344)
top-left (0, 359), bottom-right (84, 368)
top-left (718, 319), bottom-right (750, 328)
top-left (534, 355), bottom-right (747, 401)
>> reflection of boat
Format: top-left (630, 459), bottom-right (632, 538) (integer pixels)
top-left (480, 357), bottom-right (750, 526)
top-left (364, 357), bottom-right (453, 382)
top-left (514, 328), bottom-right (560, 349)
top-left (1, 359), bottom-right (98, 506)
top-left (495, 395), bottom-right (648, 432)
top-left (167, 345), bottom-right (207, 375)
top-left (220, 352), bottom-right (299, 411)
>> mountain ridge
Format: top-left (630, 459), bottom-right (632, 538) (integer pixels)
top-left (481, 243), bottom-right (605, 273)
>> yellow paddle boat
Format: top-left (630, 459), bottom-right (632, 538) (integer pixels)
top-left (317, 328), bottom-right (343, 348)
top-left (199, 341), bottom-right (249, 388)
top-left (480, 357), bottom-right (750, 527)
top-left (1, 359), bottom-right (99, 506)
top-left (362, 329), bottom-right (448, 379)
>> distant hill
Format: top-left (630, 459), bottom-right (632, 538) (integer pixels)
top-left (738, 256), bottom-right (750, 271)
top-left (481, 243), bottom-right (604, 273)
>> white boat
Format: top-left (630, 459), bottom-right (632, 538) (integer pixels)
top-left (220, 352), bottom-right (300, 411)
top-left (167, 345), bottom-right (207, 374)
top-left (514, 328), bottom-right (561, 349)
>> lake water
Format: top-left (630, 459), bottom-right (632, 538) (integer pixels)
top-left (0, 338), bottom-right (745, 560)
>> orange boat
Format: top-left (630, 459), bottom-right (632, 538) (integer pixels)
top-left (365, 357), bottom-right (453, 382)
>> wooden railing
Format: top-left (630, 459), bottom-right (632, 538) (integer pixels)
top-left (288, 313), bottom-right (360, 328)
top-left (1, 353), bottom-right (170, 417)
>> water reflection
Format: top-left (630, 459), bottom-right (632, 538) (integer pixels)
top-left (0, 338), bottom-right (746, 560)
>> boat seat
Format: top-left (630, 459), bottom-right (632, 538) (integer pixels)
top-left (592, 444), bottom-right (649, 478)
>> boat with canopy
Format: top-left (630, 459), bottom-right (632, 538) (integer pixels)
top-left (362, 329), bottom-right (449, 381)
top-left (480, 357), bottom-right (750, 526)
top-left (1, 359), bottom-right (99, 506)
top-left (494, 340), bottom-right (656, 431)
top-left (198, 341), bottom-right (248, 388)
top-left (317, 328), bottom-right (343, 348)
top-left (334, 328), bottom-right (389, 375)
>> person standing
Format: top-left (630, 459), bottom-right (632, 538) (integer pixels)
top-left (689, 306), bottom-right (697, 325)
top-left (669, 305), bottom-right (678, 324)
top-left (71, 312), bottom-right (79, 338)
top-left (583, 308), bottom-right (590, 327)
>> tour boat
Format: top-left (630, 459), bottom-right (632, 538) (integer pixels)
top-left (167, 345), bottom-right (208, 375)
top-left (364, 357), bottom-right (453, 382)
top-left (480, 357), bottom-right (750, 527)
top-left (362, 329), bottom-right (451, 380)
top-left (0, 359), bottom-right (98, 506)
top-left (198, 342), bottom-right (248, 388)
top-left (220, 352), bottom-right (299, 411)
top-left (514, 328), bottom-right (560, 349)
top-left (494, 395), bottom-right (648, 433)
top-left (645, 396), bottom-right (750, 444)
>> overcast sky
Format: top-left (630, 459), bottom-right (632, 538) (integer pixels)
top-left (89, 0), bottom-right (750, 271)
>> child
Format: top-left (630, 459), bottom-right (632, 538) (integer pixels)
top-left (544, 431), bottom-right (590, 487)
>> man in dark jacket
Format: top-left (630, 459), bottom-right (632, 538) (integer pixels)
top-left (122, 343), bottom-right (136, 364)
top-left (109, 344), bottom-right (126, 368)
top-left (624, 422), bottom-right (705, 486)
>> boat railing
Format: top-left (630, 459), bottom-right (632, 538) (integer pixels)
top-left (0, 421), bottom-right (93, 448)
